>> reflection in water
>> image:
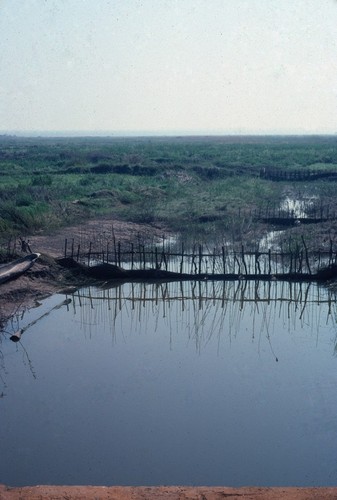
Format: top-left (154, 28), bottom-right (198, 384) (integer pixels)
top-left (1, 280), bottom-right (337, 487)
top-left (67, 280), bottom-right (337, 356)
top-left (259, 194), bottom-right (319, 251)
top-left (0, 298), bottom-right (71, 389)
top-left (9, 298), bottom-right (71, 342)
top-left (280, 195), bottom-right (317, 219)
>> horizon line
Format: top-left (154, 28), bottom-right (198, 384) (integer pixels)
top-left (0, 130), bottom-right (336, 138)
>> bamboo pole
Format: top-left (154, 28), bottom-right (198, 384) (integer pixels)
top-left (241, 245), bottom-right (248, 275)
top-left (88, 242), bottom-right (92, 266)
top-left (222, 246), bottom-right (226, 274)
top-left (198, 245), bottom-right (202, 274)
top-left (212, 247), bottom-right (216, 275)
top-left (155, 246), bottom-right (159, 269)
top-left (180, 243), bottom-right (184, 274)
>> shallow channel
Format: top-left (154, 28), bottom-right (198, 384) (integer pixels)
top-left (1, 280), bottom-right (337, 487)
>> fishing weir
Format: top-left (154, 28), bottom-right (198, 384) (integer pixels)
top-left (60, 236), bottom-right (337, 283)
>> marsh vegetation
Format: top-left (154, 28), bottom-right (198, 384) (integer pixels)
top-left (1, 135), bottom-right (337, 254)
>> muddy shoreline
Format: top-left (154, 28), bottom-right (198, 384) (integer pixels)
top-left (0, 218), bottom-right (171, 327)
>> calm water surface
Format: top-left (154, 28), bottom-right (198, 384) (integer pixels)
top-left (1, 280), bottom-right (337, 487)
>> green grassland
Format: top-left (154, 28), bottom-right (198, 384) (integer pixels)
top-left (1, 135), bottom-right (337, 244)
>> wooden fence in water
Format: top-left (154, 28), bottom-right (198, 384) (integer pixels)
top-left (260, 168), bottom-right (337, 182)
top-left (252, 202), bottom-right (336, 225)
top-left (63, 237), bottom-right (337, 278)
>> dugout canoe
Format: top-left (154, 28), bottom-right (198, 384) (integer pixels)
top-left (0, 253), bottom-right (40, 285)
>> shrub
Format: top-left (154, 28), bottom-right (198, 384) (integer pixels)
top-left (31, 174), bottom-right (53, 186)
top-left (16, 194), bottom-right (33, 207)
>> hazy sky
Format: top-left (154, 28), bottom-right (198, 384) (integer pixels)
top-left (1, 0), bottom-right (337, 135)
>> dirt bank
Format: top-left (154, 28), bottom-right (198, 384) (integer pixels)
top-left (0, 253), bottom-right (84, 326)
top-left (26, 216), bottom-right (171, 259)
top-left (1, 485), bottom-right (337, 499)
top-left (0, 485), bottom-right (337, 500)
top-left (0, 217), bottom-right (171, 327)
